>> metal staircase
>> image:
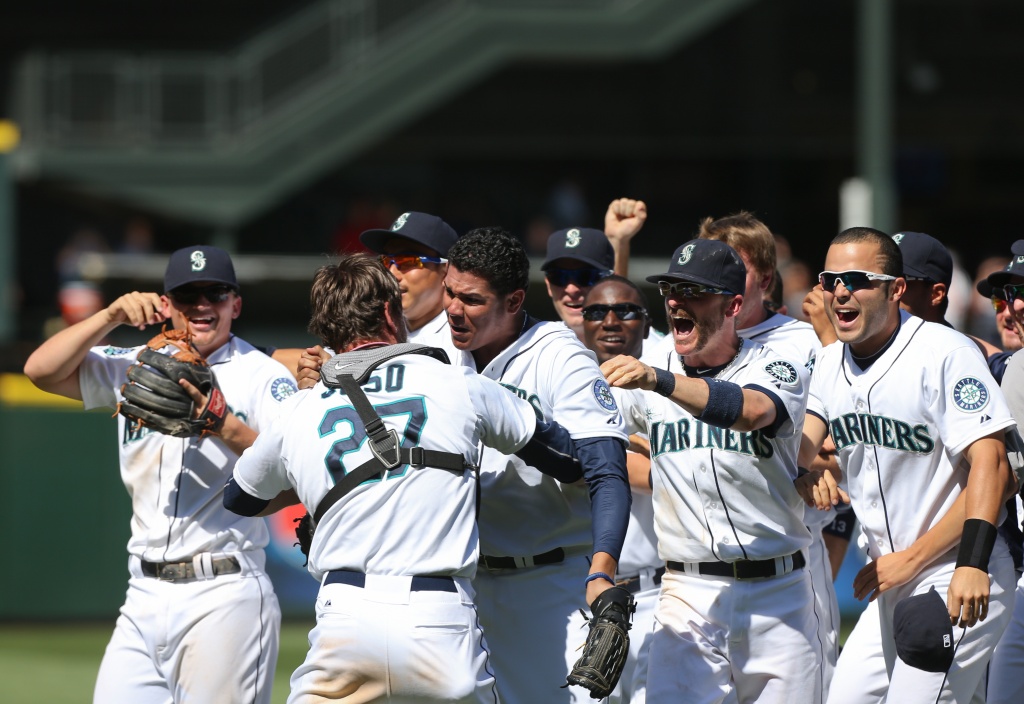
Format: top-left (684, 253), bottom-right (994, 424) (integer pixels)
top-left (10, 0), bottom-right (755, 227)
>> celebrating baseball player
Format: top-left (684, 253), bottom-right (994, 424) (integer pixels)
top-left (225, 253), bottom-right (597, 703)
top-left (797, 227), bottom-right (1018, 703)
top-left (604, 237), bottom-right (821, 703)
top-left (441, 227), bottom-right (631, 703)
top-left (23, 245), bottom-right (297, 704)
top-left (579, 274), bottom-right (662, 703)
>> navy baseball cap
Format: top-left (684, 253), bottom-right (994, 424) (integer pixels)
top-left (541, 228), bottom-right (615, 272)
top-left (164, 245), bottom-right (238, 293)
top-left (359, 212), bottom-right (459, 257)
top-left (646, 239), bottom-right (747, 295)
top-left (893, 232), bottom-right (953, 287)
top-left (893, 588), bottom-right (956, 673)
top-left (978, 239), bottom-right (1024, 297)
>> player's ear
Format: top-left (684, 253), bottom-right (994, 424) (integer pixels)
top-left (160, 294), bottom-right (172, 318)
top-left (890, 277), bottom-right (907, 302)
top-left (230, 294), bottom-right (242, 320)
top-left (724, 294), bottom-right (743, 318)
top-left (931, 283), bottom-right (947, 308)
top-left (507, 289), bottom-right (526, 314)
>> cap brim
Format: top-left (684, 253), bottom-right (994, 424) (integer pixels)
top-left (645, 271), bottom-right (734, 293)
top-left (359, 229), bottom-right (396, 254)
top-left (541, 255), bottom-right (613, 272)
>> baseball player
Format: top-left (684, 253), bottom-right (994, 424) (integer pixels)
top-left (225, 253), bottom-right (591, 703)
top-left (543, 198), bottom-right (650, 346)
top-left (271, 211), bottom-right (460, 374)
top-left (797, 227), bottom-right (1017, 703)
top-left (646, 212), bottom-right (838, 700)
top-left (580, 275), bottom-right (662, 703)
top-left (442, 227), bottom-right (631, 704)
top-left (604, 238), bottom-right (821, 704)
top-left (23, 245), bottom-right (297, 704)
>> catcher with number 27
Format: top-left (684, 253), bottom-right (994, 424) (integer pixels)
top-left (23, 245), bottom-right (297, 704)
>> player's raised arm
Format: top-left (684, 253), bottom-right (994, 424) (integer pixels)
top-left (601, 354), bottom-right (780, 433)
top-left (604, 197), bottom-right (647, 278)
top-left (24, 291), bottom-right (167, 400)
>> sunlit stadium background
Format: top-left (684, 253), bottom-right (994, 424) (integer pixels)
top-left (1, 1), bottom-right (1022, 701)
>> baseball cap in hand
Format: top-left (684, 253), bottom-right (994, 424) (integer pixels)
top-left (978, 239), bottom-right (1024, 297)
top-left (893, 232), bottom-right (953, 287)
top-left (646, 239), bottom-right (746, 295)
top-left (893, 587), bottom-right (956, 673)
top-left (164, 245), bottom-right (238, 293)
top-left (359, 212), bottom-right (459, 257)
top-left (541, 228), bottom-right (614, 272)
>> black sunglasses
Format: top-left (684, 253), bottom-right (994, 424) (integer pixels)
top-left (545, 268), bottom-right (609, 288)
top-left (817, 270), bottom-right (897, 293)
top-left (581, 303), bottom-right (648, 322)
top-left (168, 284), bottom-right (236, 305)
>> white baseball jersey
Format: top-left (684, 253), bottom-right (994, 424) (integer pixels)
top-left (80, 335), bottom-right (298, 561)
top-left (740, 311), bottom-right (820, 371)
top-left (81, 334), bottom-right (295, 704)
top-left (469, 319), bottom-right (628, 557)
top-left (232, 352), bottom-right (539, 582)
top-left (618, 338), bottom-right (812, 562)
top-left (808, 311), bottom-right (1015, 558)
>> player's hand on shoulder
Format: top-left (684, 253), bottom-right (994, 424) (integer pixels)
top-left (948, 566), bottom-right (991, 628)
top-left (601, 355), bottom-right (656, 391)
top-left (604, 198), bottom-right (648, 242)
top-left (107, 291), bottom-right (167, 330)
top-left (794, 467), bottom-right (849, 511)
top-left (296, 345), bottom-right (328, 390)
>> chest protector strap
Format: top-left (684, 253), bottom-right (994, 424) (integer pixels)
top-left (312, 343), bottom-right (467, 525)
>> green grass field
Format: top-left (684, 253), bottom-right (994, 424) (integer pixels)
top-left (0, 618), bottom-right (857, 703)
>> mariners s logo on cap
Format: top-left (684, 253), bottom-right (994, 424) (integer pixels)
top-left (893, 233), bottom-right (905, 245)
top-left (391, 213), bottom-right (410, 231)
top-left (566, 229), bottom-right (582, 248)
top-left (952, 377), bottom-right (990, 413)
top-left (678, 244), bottom-right (696, 266)
top-left (190, 251), bottom-right (206, 272)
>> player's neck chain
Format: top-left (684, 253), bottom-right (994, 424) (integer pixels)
top-left (681, 341), bottom-right (743, 379)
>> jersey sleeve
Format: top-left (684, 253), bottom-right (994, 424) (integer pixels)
top-left (231, 415), bottom-right (291, 500)
top-left (933, 343), bottom-right (1016, 457)
top-left (79, 345), bottom-right (139, 410)
top-left (806, 352), bottom-right (830, 423)
top-left (243, 358), bottom-right (299, 432)
top-left (611, 386), bottom-right (648, 436)
top-left (743, 354), bottom-right (810, 438)
top-left (543, 343), bottom-right (628, 443)
top-left (466, 370), bottom-right (539, 455)
top-left (1000, 351), bottom-right (1024, 440)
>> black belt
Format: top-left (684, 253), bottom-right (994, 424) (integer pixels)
top-left (667, 550), bottom-right (805, 581)
top-left (479, 547), bottom-right (566, 570)
top-left (325, 570), bottom-right (457, 593)
top-left (141, 557), bottom-right (240, 582)
top-left (616, 567), bottom-right (665, 595)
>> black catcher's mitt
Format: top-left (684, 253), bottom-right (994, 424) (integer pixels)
top-left (118, 328), bottom-right (227, 438)
top-left (294, 513), bottom-right (314, 565)
top-left (566, 586), bottom-right (635, 699)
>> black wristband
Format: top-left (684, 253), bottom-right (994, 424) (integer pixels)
top-left (955, 518), bottom-right (998, 572)
top-left (653, 367), bottom-right (676, 397)
top-left (696, 378), bottom-right (744, 428)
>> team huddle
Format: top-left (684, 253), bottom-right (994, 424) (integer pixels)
top-left (22, 201), bottom-right (1024, 704)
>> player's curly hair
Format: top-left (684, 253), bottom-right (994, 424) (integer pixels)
top-left (447, 227), bottom-right (530, 297)
top-left (697, 211), bottom-right (776, 286)
top-left (832, 227), bottom-right (904, 278)
top-left (308, 253), bottom-right (407, 351)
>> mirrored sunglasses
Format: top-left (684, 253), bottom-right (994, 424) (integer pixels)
top-left (380, 254), bottom-right (448, 272)
top-left (581, 303), bottom-right (648, 322)
top-left (992, 296), bottom-right (1008, 313)
top-left (545, 268), bottom-right (609, 288)
top-left (168, 284), bottom-right (236, 305)
top-left (818, 270), bottom-right (897, 293)
top-left (656, 281), bottom-right (731, 297)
